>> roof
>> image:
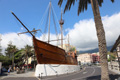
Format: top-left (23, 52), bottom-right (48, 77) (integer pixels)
top-left (110, 35), bottom-right (120, 52)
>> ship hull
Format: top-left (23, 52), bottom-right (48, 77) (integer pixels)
top-left (33, 37), bottom-right (78, 65)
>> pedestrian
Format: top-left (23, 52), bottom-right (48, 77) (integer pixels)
top-left (8, 67), bottom-right (11, 73)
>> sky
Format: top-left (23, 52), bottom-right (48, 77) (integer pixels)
top-left (0, 0), bottom-right (120, 55)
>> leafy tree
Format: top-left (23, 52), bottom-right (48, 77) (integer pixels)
top-left (0, 55), bottom-right (12, 68)
top-left (107, 52), bottom-right (116, 62)
top-left (0, 47), bottom-right (2, 55)
top-left (69, 47), bottom-right (76, 52)
top-left (58, 0), bottom-right (114, 80)
top-left (14, 50), bottom-right (25, 67)
top-left (5, 41), bottom-right (13, 58)
top-left (5, 41), bottom-right (18, 70)
top-left (0, 50), bottom-right (25, 68)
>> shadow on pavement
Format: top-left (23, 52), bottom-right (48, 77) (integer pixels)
top-left (85, 75), bottom-right (101, 80)
top-left (84, 74), bottom-right (120, 80)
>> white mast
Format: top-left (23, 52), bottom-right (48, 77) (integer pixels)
top-left (48, 1), bottom-right (51, 43)
top-left (59, 9), bottom-right (64, 48)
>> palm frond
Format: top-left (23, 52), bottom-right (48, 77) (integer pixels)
top-left (97, 0), bottom-right (103, 6)
top-left (64, 0), bottom-right (76, 13)
top-left (111, 0), bottom-right (114, 3)
top-left (58, 0), bottom-right (114, 15)
top-left (78, 0), bottom-right (90, 15)
top-left (58, 0), bottom-right (76, 13)
top-left (58, 0), bottom-right (63, 7)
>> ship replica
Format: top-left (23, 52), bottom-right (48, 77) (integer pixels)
top-left (11, 1), bottom-right (79, 76)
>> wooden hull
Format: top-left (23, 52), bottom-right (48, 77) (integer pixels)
top-left (33, 37), bottom-right (78, 65)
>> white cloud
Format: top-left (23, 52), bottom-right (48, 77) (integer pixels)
top-left (67, 19), bottom-right (98, 51)
top-left (66, 12), bottom-right (120, 51)
top-left (1, 33), bottom-right (32, 55)
top-left (103, 13), bottom-right (120, 46)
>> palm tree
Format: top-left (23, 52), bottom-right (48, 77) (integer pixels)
top-left (5, 41), bottom-right (13, 58)
top-left (58, 0), bottom-right (114, 80)
top-left (24, 45), bottom-right (33, 71)
top-left (11, 45), bottom-right (18, 71)
top-left (0, 48), bottom-right (2, 55)
top-left (5, 42), bottom-right (18, 70)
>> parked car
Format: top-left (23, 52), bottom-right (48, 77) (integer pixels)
top-left (2, 67), bottom-right (7, 72)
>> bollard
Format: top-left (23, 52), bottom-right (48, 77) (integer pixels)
top-left (39, 74), bottom-right (40, 78)
top-left (41, 73), bottom-right (43, 79)
top-left (55, 71), bottom-right (58, 76)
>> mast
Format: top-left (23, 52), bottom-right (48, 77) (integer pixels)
top-left (68, 34), bottom-right (70, 45)
top-left (48, 1), bottom-right (51, 43)
top-left (59, 9), bottom-right (64, 48)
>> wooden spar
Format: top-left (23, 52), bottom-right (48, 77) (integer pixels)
top-left (11, 11), bottom-right (34, 37)
top-left (17, 29), bottom-right (41, 35)
top-left (45, 38), bottom-right (65, 42)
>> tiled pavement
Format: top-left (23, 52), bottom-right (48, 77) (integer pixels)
top-left (0, 71), bottom-right (38, 80)
top-left (1, 77), bottom-right (38, 80)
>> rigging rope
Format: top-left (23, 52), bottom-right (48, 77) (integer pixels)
top-left (42, 4), bottom-right (50, 41)
top-left (18, 35), bottom-right (30, 46)
top-left (37, 3), bottom-right (50, 30)
top-left (36, 3), bottom-right (49, 39)
top-left (51, 7), bottom-right (58, 36)
top-left (51, 4), bottom-right (62, 45)
top-left (12, 15), bottom-right (32, 46)
top-left (51, 6), bottom-right (60, 46)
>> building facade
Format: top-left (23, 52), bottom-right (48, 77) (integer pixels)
top-left (77, 52), bottom-right (100, 65)
top-left (77, 53), bottom-right (92, 65)
top-left (91, 53), bottom-right (100, 63)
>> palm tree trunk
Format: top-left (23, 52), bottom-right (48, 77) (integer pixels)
top-left (12, 53), bottom-right (14, 71)
top-left (90, 0), bottom-right (109, 80)
top-left (27, 55), bottom-right (28, 71)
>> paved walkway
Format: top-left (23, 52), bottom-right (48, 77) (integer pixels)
top-left (0, 71), bottom-right (37, 80)
top-left (1, 77), bottom-right (38, 80)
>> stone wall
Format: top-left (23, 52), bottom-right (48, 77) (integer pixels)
top-left (108, 61), bottom-right (120, 74)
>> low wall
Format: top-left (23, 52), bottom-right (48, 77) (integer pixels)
top-left (108, 61), bottom-right (120, 74)
top-left (35, 64), bottom-right (80, 77)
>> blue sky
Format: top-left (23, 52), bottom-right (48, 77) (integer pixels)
top-left (0, 0), bottom-right (120, 53)
top-left (0, 0), bottom-right (120, 34)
